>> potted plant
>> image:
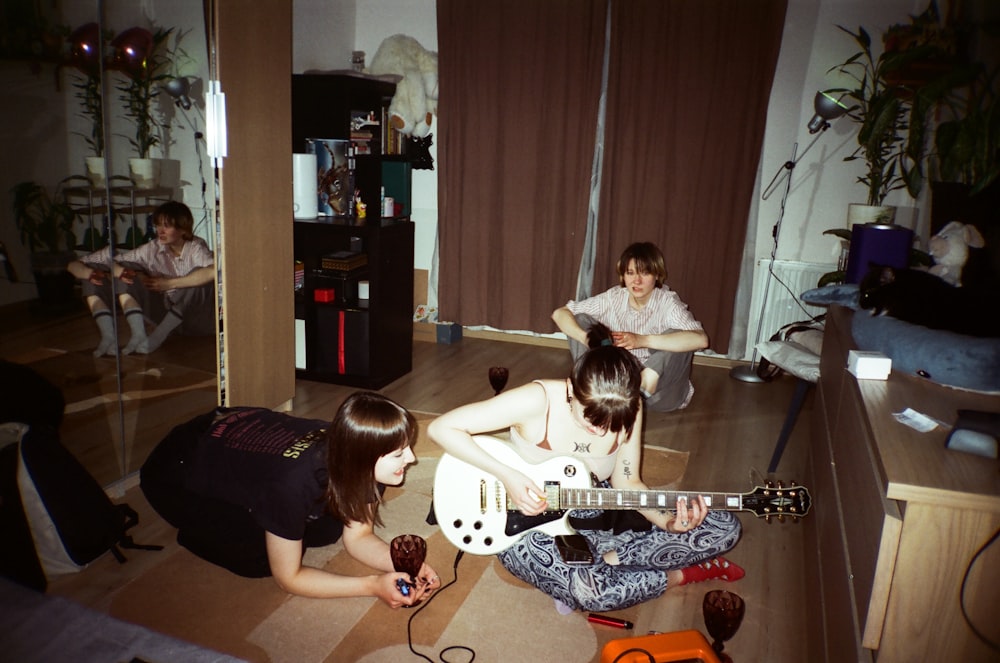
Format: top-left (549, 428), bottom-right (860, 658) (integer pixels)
top-left (932, 68), bottom-right (999, 195)
top-left (927, 66), bottom-right (1000, 264)
top-left (10, 181), bottom-right (79, 310)
top-left (827, 4), bottom-right (969, 224)
top-left (67, 22), bottom-right (109, 188)
top-left (112, 26), bottom-right (173, 188)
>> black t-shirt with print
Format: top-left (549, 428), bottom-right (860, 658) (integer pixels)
top-left (184, 407), bottom-right (332, 541)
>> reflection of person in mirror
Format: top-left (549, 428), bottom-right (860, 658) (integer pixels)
top-left (551, 242), bottom-right (709, 412)
top-left (140, 391), bottom-right (441, 606)
top-left (67, 201), bottom-right (215, 356)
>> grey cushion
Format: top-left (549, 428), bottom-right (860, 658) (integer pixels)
top-left (801, 284), bottom-right (860, 309)
top-left (851, 312), bottom-right (1000, 393)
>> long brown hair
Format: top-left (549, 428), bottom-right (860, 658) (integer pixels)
top-left (324, 392), bottom-right (417, 527)
top-left (570, 323), bottom-right (643, 437)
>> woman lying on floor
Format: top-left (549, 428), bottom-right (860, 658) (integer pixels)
top-left (428, 324), bottom-right (744, 613)
top-left (141, 391), bottom-right (440, 608)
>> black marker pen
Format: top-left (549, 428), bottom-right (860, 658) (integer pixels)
top-left (587, 613), bottom-right (634, 630)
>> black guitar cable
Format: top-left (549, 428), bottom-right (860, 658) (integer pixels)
top-left (611, 648), bottom-right (655, 663)
top-left (406, 549), bottom-right (476, 662)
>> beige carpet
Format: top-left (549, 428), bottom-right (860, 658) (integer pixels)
top-left (106, 416), bottom-right (690, 663)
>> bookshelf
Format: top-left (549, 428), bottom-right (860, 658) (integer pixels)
top-left (291, 73), bottom-right (414, 388)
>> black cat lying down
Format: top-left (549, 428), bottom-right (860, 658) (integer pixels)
top-left (859, 265), bottom-right (1000, 338)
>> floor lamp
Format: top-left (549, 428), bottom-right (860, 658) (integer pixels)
top-left (730, 91), bottom-right (849, 383)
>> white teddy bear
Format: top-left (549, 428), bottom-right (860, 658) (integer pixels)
top-left (927, 220), bottom-right (985, 287)
top-left (366, 35), bottom-right (438, 138)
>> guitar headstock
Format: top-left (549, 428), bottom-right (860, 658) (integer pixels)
top-left (742, 481), bottom-right (812, 522)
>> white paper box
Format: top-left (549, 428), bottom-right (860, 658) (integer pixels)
top-left (847, 350), bottom-right (891, 380)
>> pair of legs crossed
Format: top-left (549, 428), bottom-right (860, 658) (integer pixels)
top-left (568, 313), bottom-right (694, 412)
top-left (82, 269), bottom-right (214, 356)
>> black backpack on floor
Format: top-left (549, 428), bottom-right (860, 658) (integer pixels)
top-left (0, 422), bottom-right (162, 591)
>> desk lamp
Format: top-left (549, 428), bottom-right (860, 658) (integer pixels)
top-left (731, 91), bottom-right (849, 383)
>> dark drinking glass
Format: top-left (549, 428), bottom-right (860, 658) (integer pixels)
top-left (488, 366), bottom-right (509, 395)
top-left (703, 590), bottom-right (745, 663)
top-left (389, 534), bottom-right (427, 590)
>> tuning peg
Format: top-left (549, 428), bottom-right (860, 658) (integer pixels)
top-left (764, 514), bottom-right (773, 524)
top-left (777, 514), bottom-right (786, 523)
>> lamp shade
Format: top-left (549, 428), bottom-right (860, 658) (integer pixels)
top-left (807, 91), bottom-right (849, 133)
top-left (164, 77), bottom-right (192, 109)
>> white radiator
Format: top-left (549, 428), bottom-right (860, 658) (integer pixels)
top-left (744, 259), bottom-right (833, 359)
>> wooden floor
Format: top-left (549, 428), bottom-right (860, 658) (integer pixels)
top-left (33, 333), bottom-right (813, 661)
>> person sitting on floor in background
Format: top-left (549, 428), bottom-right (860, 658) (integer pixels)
top-left (427, 324), bottom-right (743, 613)
top-left (552, 241), bottom-right (708, 412)
top-left (66, 201), bottom-right (215, 357)
top-left (140, 391), bottom-right (441, 606)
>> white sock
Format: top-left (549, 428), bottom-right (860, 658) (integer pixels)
top-left (136, 311), bottom-right (183, 354)
top-left (122, 309), bottom-right (148, 355)
top-left (92, 311), bottom-right (116, 357)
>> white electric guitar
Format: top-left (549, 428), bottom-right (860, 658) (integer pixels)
top-left (433, 435), bottom-right (812, 555)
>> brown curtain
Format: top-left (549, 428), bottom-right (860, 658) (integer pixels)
top-left (436, 0), bottom-right (607, 331)
top-left (595, 0), bottom-right (787, 354)
top-left (437, 0), bottom-right (786, 351)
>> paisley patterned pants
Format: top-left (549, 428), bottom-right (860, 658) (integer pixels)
top-left (496, 510), bottom-right (741, 612)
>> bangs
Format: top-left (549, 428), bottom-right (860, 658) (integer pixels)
top-left (583, 397), bottom-right (638, 436)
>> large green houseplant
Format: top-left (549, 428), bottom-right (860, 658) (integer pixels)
top-left (932, 67), bottom-right (999, 195)
top-left (828, 3), bottom-right (975, 209)
top-left (112, 26), bottom-right (173, 187)
top-left (67, 22), bottom-right (109, 187)
top-left (10, 181), bottom-right (79, 309)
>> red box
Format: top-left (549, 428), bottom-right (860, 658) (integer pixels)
top-left (314, 288), bottom-right (336, 303)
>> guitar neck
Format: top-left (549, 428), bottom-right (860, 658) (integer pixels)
top-left (559, 487), bottom-right (744, 512)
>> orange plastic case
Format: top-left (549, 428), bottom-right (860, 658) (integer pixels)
top-left (600, 629), bottom-right (722, 663)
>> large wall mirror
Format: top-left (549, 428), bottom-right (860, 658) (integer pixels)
top-left (1, 0), bottom-right (217, 488)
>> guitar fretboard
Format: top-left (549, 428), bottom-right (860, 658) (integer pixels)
top-left (558, 487), bottom-right (745, 512)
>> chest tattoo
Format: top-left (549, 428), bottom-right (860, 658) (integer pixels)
top-left (573, 441), bottom-right (591, 454)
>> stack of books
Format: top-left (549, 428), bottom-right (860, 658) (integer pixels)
top-left (321, 250), bottom-right (368, 272)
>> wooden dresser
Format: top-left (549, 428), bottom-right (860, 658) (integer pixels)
top-left (806, 305), bottom-right (1000, 662)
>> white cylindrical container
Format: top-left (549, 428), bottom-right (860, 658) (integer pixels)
top-left (358, 280), bottom-right (370, 300)
top-left (293, 153), bottom-right (318, 219)
top-left (383, 196), bottom-right (394, 217)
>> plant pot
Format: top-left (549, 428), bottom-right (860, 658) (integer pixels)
top-left (85, 156), bottom-right (106, 189)
top-left (846, 204), bottom-right (897, 226)
top-left (156, 158), bottom-right (181, 189)
top-left (128, 157), bottom-right (161, 189)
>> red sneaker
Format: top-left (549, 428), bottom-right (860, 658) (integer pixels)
top-left (679, 557), bottom-right (746, 585)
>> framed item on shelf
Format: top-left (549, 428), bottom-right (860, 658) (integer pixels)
top-left (307, 138), bottom-right (351, 216)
